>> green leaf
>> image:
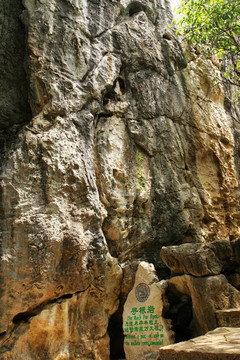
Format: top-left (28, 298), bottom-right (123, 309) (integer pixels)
top-left (175, 0), bottom-right (240, 87)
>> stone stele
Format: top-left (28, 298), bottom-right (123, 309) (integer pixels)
top-left (123, 261), bottom-right (174, 360)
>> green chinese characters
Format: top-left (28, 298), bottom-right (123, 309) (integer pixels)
top-left (124, 306), bottom-right (164, 347)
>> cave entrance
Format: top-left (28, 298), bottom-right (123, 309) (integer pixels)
top-left (108, 310), bottom-right (125, 360)
top-left (128, 2), bottom-right (146, 17)
top-left (166, 292), bottom-right (193, 343)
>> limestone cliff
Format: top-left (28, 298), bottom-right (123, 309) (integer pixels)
top-left (0, 0), bottom-right (239, 359)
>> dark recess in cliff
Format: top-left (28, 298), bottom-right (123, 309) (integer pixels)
top-left (0, 0), bottom-right (32, 130)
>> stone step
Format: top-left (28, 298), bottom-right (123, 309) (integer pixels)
top-left (216, 309), bottom-right (240, 327)
top-left (157, 327), bottom-right (240, 360)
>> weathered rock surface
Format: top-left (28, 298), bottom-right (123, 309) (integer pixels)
top-left (123, 262), bottom-right (174, 360)
top-left (160, 240), bottom-right (233, 276)
top-left (0, 257), bottom-right (121, 360)
top-left (227, 273), bottom-right (240, 290)
top-left (158, 327), bottom-right (240, 360)
top-left (0, 254), bottom-right (122, 359)
top-left (0, 0), bottom-right (239, 358)
top-left (168, 274), bottom-right (240, 337)
top-left (216, 309), bottom-right (240, 328)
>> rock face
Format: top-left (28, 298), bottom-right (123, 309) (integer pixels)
top-left (1, 255), bottom-right (122, 360)
top-left (123, 262), bottom-right (174, 360)
top-left (168, 274), bottom-right (240, 337)
top-left (158, 327), bottom-right (240, 360)
top-left (161, 240), bottom-right (233, 277)
top-left (216, 309), bottom-right (240, 328)
top-left (161, 240), bottom-right (240, 338)
top-left (0, 0), bottom-right (240, 358)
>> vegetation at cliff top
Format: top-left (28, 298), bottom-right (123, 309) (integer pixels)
top-left (175, 0), bottom-right (240, 87)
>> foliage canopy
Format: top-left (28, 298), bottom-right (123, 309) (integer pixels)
top-left (175, 0), bottom-right (240, 87)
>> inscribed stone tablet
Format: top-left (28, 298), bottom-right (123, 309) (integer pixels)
top-left (123, 262), bottom-right (175, 360)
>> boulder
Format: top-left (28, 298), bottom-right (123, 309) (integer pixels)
top-left (216, 309), bottom-right (240, 328)
top-left (158, 327), bottom-right (240, 360)
top-left (168, 274), bottom-right (240, 336)
top-left (160, 240), bottom-right (233, 276)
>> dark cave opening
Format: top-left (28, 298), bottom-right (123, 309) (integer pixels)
top-left (12, 311), bottom-right (36, 324)
top-left (165, 291), bottom-right (193, 343)
top-left (108, 310), bottom-right (125, 360)
top-left (103, 77), bottom-right (126, 107)
top-left (128, 2), bottom-right (146, 17)
top-left (104, 87), bottom-right (118, 101)
top-left (163, 33), bottom-right (172, 41)
top-left (0, 0), bottom-right (32, 130)
top-left (118, 77), bottom-right (126, 94)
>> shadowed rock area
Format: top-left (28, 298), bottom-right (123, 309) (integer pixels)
top-left (0, 0), bottom-right (31, 129)
top-left (0, 0), bottom-right (239, 359)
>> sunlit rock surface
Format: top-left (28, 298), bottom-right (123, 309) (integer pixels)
top-left (158, 327), bottom-right (240, 360)
top-left (0, 0), bottom-right (239, 358)
top-left (160, 240), bottom-right (233, 277)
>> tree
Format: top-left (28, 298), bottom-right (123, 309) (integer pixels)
top-left (175, 0), bottom-right (240, 87)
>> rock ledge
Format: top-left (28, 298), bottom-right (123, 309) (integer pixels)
top-left (158, 327), bottom-right (240, 360)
